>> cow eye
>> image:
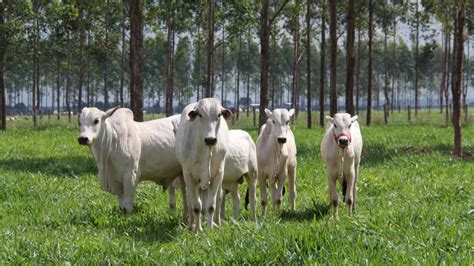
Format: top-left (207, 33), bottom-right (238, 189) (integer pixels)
top-left (272, 120), bottom-right (275, 124)
top-left (348, 124), bottom-right (352, 128)
top-left (94, 119), bottom-right (99, 125)
top-left (198, 113), bottom-right (203, 118)
top-left (286, 120), bottom-right (290, 125)
top-left (217, 113), bottom-right (222, 119)
top-left (333, 124), bottom-right (338, 128)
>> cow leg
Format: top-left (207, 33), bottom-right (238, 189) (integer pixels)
top-left (272, 173), bottom-right (285, 211)
top-left (121, 169), bottom-right (138, 214)
top-left (204, 169), bottom-right (224, 229)
top-left (168, 186), bottom-right (176, 212)
top-left (219, 189), bottom-right (227, 221)
top-left (288, 163), bottom-right (297, 211)
top-left (328, 169), bottom-right (339, 219)
top-left (183, 171), bottom-right (201, 231)
top-left (258, 171), bottom-right (268, 216)
top-left (178, 175), bottom-right (189, 224)
top-left (247, 173), bottom-right (257, 222)
top-left (231, 186), bottom-right (240, 220)
top-left (345, 165), bottom-right (356, 215)
top-left (214, 184), bottom-right (222, 226)
top-left (352, 163), bottom-right (359, 213)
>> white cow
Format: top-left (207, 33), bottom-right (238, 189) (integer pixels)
top-left (175, 98), bottom-right (232, 231)
top-left (168, 130), bottom-right (258, 222)
top-left (256, 108), bottom-right (297, 215)
top-left (219, 130), bottom-right (258, 221)
top-left (320, 113), bottom-right (362, 218)
top-left (78, 107), bottom-right (186, 216)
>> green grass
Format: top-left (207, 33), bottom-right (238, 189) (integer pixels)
top-left (0, 112), bottom-right (473, 264)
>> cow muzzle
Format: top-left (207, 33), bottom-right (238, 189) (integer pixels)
top-left (77, 136), bottom-right (90, 145)
top-left (337, 137), bottom-right (349, 147)
top-left (277, 137), bottom-right (287, 144)
top-left (204, 137), bottom-right (217, 146)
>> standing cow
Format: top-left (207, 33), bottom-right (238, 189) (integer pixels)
top-left (256, 108), bottom-right (297, 215)
top-left (220, 130), bottom-right (258, 221)
top-left (175, 98), bottom-right (232, 231)
top-left (78, 107), bottom-right (186, 217)
top-left (320, 113), bottom-right (362, 218)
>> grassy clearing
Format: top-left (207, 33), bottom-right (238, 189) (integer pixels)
top-left (0, 112), bottom-right (473, 264)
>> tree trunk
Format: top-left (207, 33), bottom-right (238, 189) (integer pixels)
top-left (319, 0), bottom-right (326, 127)
top-left (451, 0), bottom-right (466, 157)
top-left (78, 9), bottom-right (85, 118)
top-left (414, 0), bottom-right (420, 116)
top-left (56, 50), bottom-right (60, 120)
top-left (236, 35), bottom-right (242, 121)
top-left (345, 0), bottom-right (355, 116)
top-left (355, 26), bottom-right (361, 115)
top-left (440, 26), bottom-right (449, 117)
top-left (462, 33), bottom-right (469, 122)
top-left (329, 0), bottom-right (337, 116)
top-left (120, 0), bottom-right (126, 107)
top-left (104, 12), bottom-right (109, 110)
top-left (32, 2), bottom-right (39, 127)
top-left (366, 0), bottom-right (373, 126)
top-left (66, 31), bottom-right (71, 122)
top-left (291, 0), bottom-right (300, 116)
top-left (445, 25), bottom-right (451, 124)
top-left (246, 72), bottom-right (250, 117)
top-left (0, 0), bottom-right (5, 130)
top-left (221, 23), bottom-right (225, 103)
top-left (165, 12), bottom-right (175, 117)
top-left (206, 0), bottom-right (215, 98)
top-left (306, 0), bottom-right (312, 128)
top-left (129, 0), bottom-right (144, 121)
top-left (259, 0), bottom-right (270, 129)
top-left (383, 29), bottom-right (390, 124)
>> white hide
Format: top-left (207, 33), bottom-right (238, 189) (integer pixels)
top-left (175, 98), bottom-right (231, 231)
top-left (78, 107), bottom-right (185, 215)
top-left (320, 113), bottom-right (362, 218)
top-left (256, 108), bottom-right (297, 215)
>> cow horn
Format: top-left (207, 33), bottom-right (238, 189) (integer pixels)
top-left (105, 107), bottom-right (120, 118)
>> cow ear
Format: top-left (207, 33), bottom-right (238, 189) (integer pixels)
top-left (188, 110), bottom-right (199, 121)
top-left (105, 107), bottom-right (120, 118)
top-left (325, 115), bottom-right (333, 123)
top-left (288, 109), bottom-right (295, 117)
top-left (264, 108), bottom-right (272, 117)
top-left (80, 107), bottom-right (87, 115)
top-left (221, 108), bottom-right (233, 120)
top-left (350, 115), bottom-right (359, 123)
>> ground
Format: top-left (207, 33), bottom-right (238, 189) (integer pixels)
top-left (0, 110), bottom-right (472, 264)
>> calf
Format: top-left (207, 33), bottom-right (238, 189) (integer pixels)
top-left (256, 108), bottom-right (297, 215)
top-left (320, 113), bottom-right (362, 218)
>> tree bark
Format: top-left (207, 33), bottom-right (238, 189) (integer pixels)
top-left (306, 0), bottom-right (312, 128)
top-left (206, 0), bottom-right (215, 98)
top-left (319, 0), bottom-right (326, 127)
top-left (345, 0), bottom-right (355, 116)
top-left (236, 35), bottom-right (242, 121)
top-left (66, 31), bottom-right (71, 122)
top-left (165, 11), bottom-right (175, 117)
top-left (366, 0), bottom-right (373, 126)
top-left (451, 0), bottom-right (466, 157)
top-left (120, 0), bottom-right (126, 107)
top-left (329, 0), bottom-right (337, 116)
top-left (129, 0), bottom-right (144, 121)
top-left (259, 0), bottom-right (270, 129)
top-left (221, 23), bottom-right (225, 103)
top-left (355, 26), bottom-right (361, 115)
top-left (414, 0), bottom-right (420, 116)
top-left (383, 28), bottom-right (390, 124)
top-left (0, 0), bottom-right (5, 130)
top-left (462, 33), bottom-right (469, 122)
top-left (291, 0), bottom-right (300, 116)
top-left (32, 1), bottom-right (39, 127)
top-left (56, 46), bottom-right (60, 120)
top-left (78, 9), bottom-right (85, 117)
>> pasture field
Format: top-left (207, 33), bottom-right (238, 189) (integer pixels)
top-left (0, 111), bottom-right (473, 264)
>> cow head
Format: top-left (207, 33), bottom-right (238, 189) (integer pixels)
top-left (77, 107), bottom-right (120, 145)
top-left (326, 113), bottom-right (358, 148)
top-left (187, 98), bottom-right (232, 146)
top-left (265, 108), bottom-right (295, 145)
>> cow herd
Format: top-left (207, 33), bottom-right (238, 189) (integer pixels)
top-left (78, 98), bottom-right (363, 232)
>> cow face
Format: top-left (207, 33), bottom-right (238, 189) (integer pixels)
top-left (265, 108), bottom-right (295, 145)
top-left (326, 113), bottom-right (358, 148)
top-left (187, 98), bottom-right (232, 146)
top-left (78, 107), bottom-right (119, 145)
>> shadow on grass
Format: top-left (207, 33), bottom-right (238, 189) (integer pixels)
top-left (280, 201), bottom-right (330, 222)
top-left (0, 155), bottom-right (97, 177)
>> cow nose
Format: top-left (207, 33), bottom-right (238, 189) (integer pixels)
top-left (338, 138), bottom-right (349, 146)
top-left (78, 136), bottom-right (89, 145)
top-left (204, 137), bottom-right (217, 146)
top-left (277, 138), bottom-right (287, 144)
